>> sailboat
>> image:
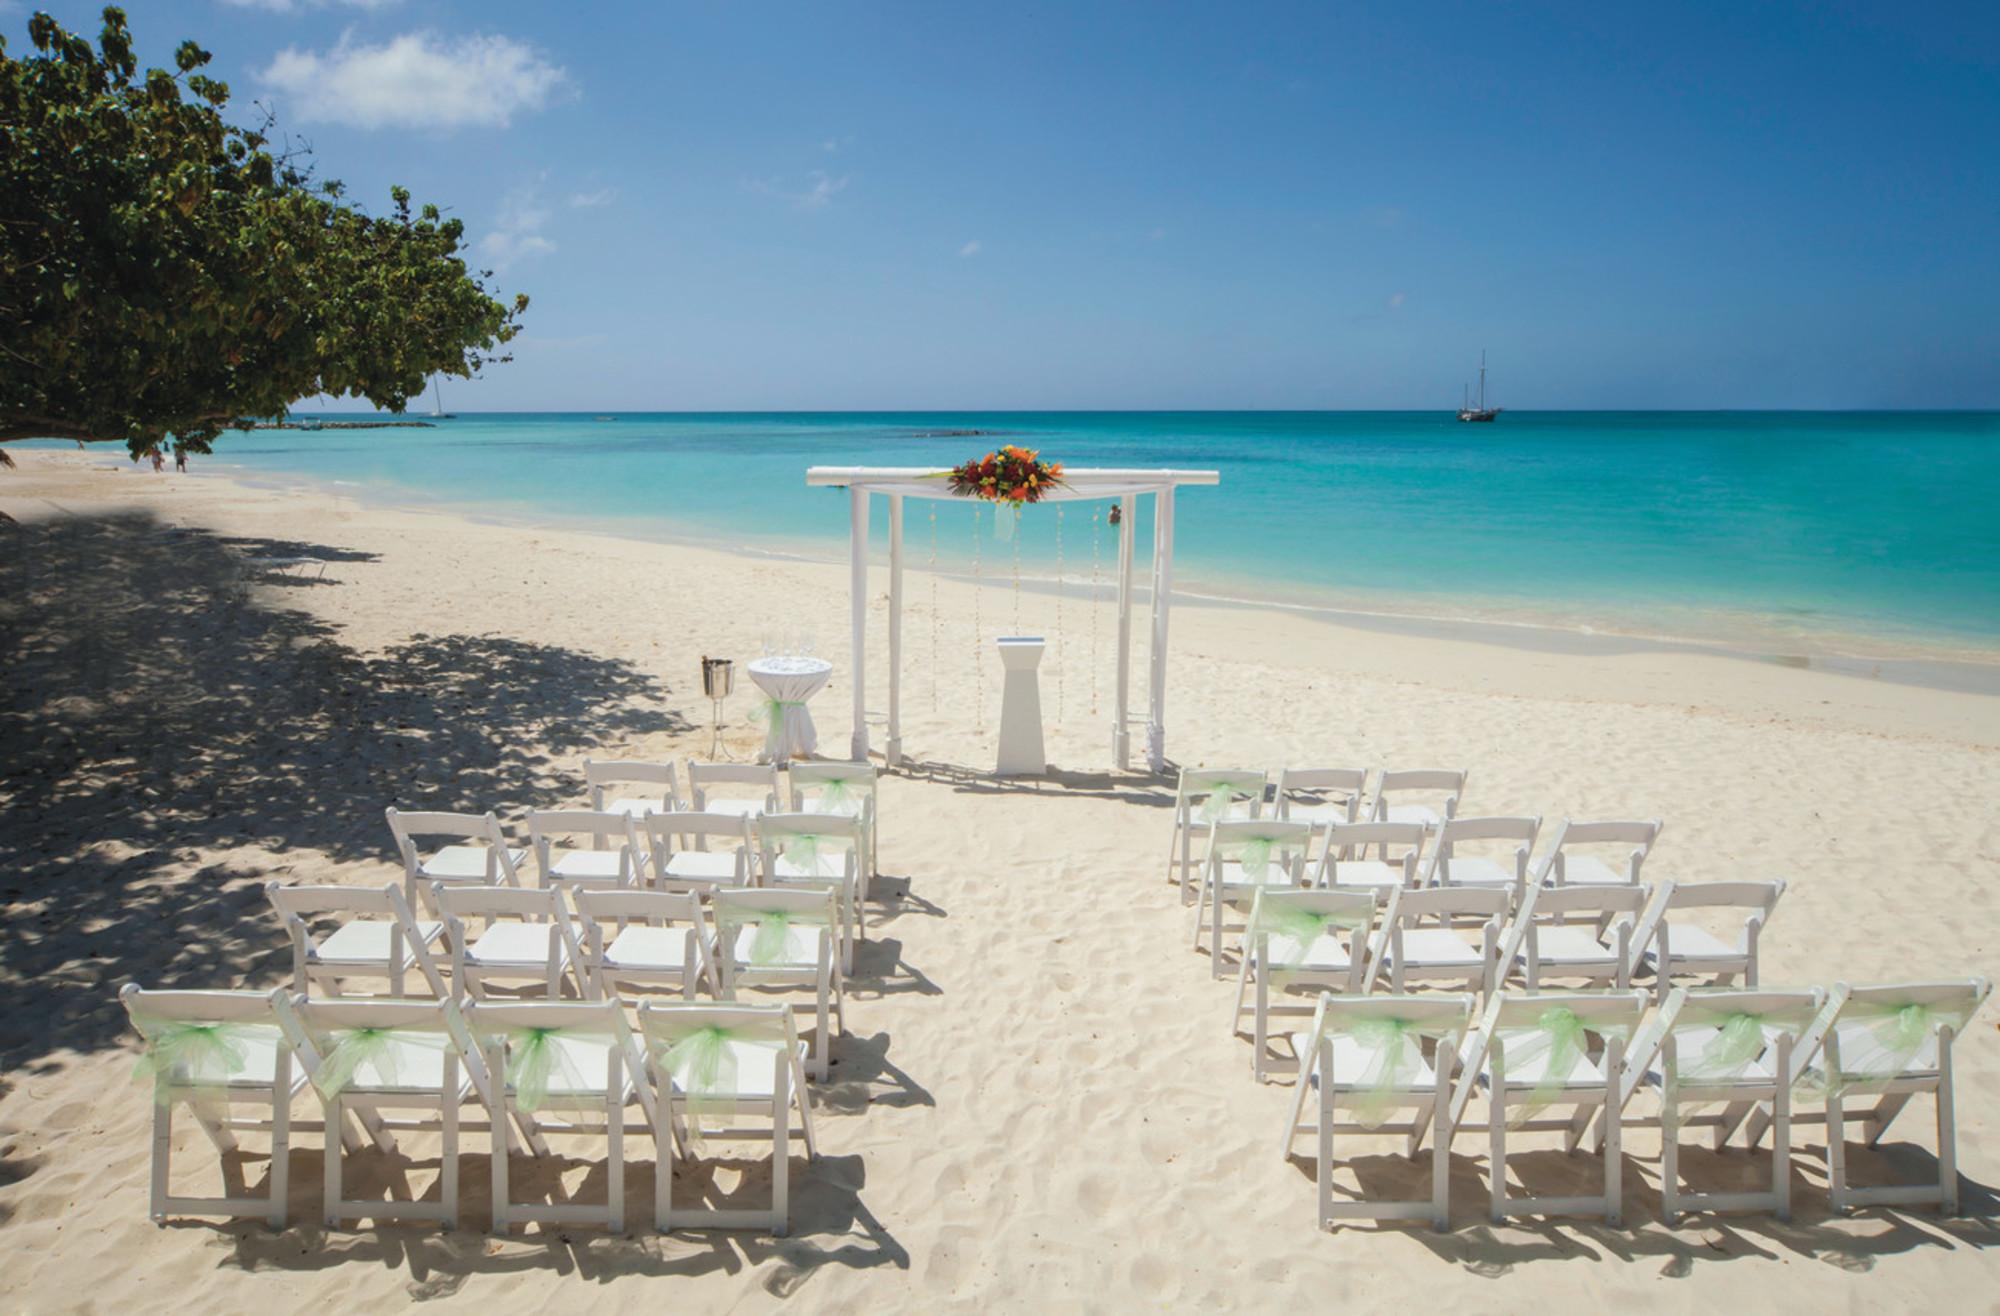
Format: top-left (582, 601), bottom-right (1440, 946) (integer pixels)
top-left (429, 378), bottom-right (455, 421)
top-left (1456, 351), bottom-right (1501, 422)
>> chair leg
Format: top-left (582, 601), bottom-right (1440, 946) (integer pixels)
top-left (1604, 1087), bottom-right (1624, 1226)
top-left (655, 1091), bottom-right (676, 1232)
top-left (442, 1093), bottom-right (460, 1230)
top-left (268, 1085), bottom-right (290, 1228)
top-left (1488, 1087), bottom-right (1507, 1224)
top-left (1661, 1105), bottom-right (1682, 1225)
top-left (1939, 1043), bottom-right (1959, 1214)
top-left (607, 1096), bottom-right (625, 1234)
top-left (772, 1062), bottom-right (792, 1236)
top-left (324, 1096), bottom-right (343, 1226)
top-left (1316, 1077), bottom-right (1334, 1231)
top-left (150, 1101), bottom-right (172, 1224)
top-left (1826, 1090), bottom-right (1850, 1212)
top-left (491, 1097), bottom-right (511, 1235)
top-left (1773, 1080), bottom-right (1792, 1222)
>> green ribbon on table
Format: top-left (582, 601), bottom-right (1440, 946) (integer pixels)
top-left (1492, 1006), bottom-right (1634, 1127)
top-left (311, 1025), bottom-right (451, 1099)
top-left (748, 698), bottom-right (805, 752)
top-left (129, 1014), bottom-right (264, 1106)
top-left (654, 1013), bottom-right (791, 1147)
top-left (1799, 998), bottom-right (1977, 1099)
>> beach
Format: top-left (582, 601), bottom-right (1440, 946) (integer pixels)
top-left (4, 446), bottom-right (1999, 1310)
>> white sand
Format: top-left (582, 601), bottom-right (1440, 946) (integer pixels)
top-left (3, 448), bottom-right (1998, 1309)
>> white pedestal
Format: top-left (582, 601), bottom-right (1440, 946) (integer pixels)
top-left (994, 637), bottom-right (1047, 776)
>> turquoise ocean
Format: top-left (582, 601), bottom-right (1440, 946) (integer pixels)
top-left (112, 410), bottom-right (2000, 661)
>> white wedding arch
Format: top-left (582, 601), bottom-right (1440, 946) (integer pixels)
top-left (804, 466), bottom-right (1220, 774)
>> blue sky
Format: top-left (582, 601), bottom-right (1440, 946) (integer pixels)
top-left (28, 1), bottom-right (2000, 409)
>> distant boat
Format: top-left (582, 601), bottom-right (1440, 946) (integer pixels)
top-left (430, 378), bottom-right (455, 420)
top-left (1457, 351), bottom-right (1501, 422)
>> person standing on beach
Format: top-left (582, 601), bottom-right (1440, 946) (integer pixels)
top-left (173, 444), bottom-right (187, 474)
top-left (149, 447), bottom-right (164, 473)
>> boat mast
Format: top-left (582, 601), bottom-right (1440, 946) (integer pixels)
top-left (1477, 350), bottom-right (1487, 412)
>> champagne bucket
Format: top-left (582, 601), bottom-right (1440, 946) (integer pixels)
top-left (702, 657), bottom-right (735, 699)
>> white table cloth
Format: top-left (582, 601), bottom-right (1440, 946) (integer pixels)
top-left (746, 656), bottom-right (833, 762)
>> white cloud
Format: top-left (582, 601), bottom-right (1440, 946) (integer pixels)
top-left (1387, 291), bottom-right (1406, 309)
top-left (749, 170), bottom-right (851, 211)
top-left (259, 31), bottom-right (567, 130)
top-left (568, 188), bottom-right (616, 209)
top-left (478, 185), bottom-right (555, 273)
top-left (221, 0), bottom-right (404, 12)
top-left (957, 240), bottom-right (982, 258)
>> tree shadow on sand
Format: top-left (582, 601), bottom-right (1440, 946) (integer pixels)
top-left (0, 510), bottom-right (689, 1067)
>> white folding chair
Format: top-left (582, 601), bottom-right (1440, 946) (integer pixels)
top-left (463, 999), bottom-right (659, 1235)
top-left (1646, 986), bottom-right (1823, 1223)
top-left (1422, 815), bottom-right (1542, 911)
top-left (266, 881), bottom-right (449, 998)
top-left (687, 761), bottom-right (780, 821)
top-left (1539, 818), bottom-right (1664, 887)
top-left (120, 985), bottom-right (305, 1226)
top-left (584, 756), bottom-right (683, 818)
top-left (1637, 880), bottom-right (1784, 1002)
top-left (1368, 768), bottom-right (1466, 831)
top-left (756, 813), bottom-right (863, 975)
top-left (1497, 881), bottom-right (1660, 991)
top-left (1280, 992), bottom-right (1475, 1231)
top-left (711, 888), bottom-right (844, 1081)
top-left (643, 810), bottom-right (758, 893)
top-left (1273, 767), bottom-right (1370, 833)
top-left (639, 1001), bottom-right (819, 1234)
top-left (1314, 820), bottom-right (1429, 895)
top-left (1364, 885), bottom-right (1510, 996)
top-left (1166, 768), bottom-right (1267, 902)
top-left (385, 807), bottom-right (525, 914)
top-left (1742, 977), bottom-right (1991, 1215)
top-left (1453, 989), bottom-right (1650, 1223)
top-left (1192, 819), bottom-right (1313, 980)
top-left (573, 888), bottom-right (716, 1000)
top-left (273, 994), bottom-right (487, 1228)
top-left (789, 761), bottom-right (881, 891)
top-left (527, 808), bottom-right (649, 891)
top-left (1232, 887), bottom-right (1374, 1081)
top-left (434, 884), bottom-right (583, 1001)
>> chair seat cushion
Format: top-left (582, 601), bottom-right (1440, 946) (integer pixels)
top-left (1529, 926), bottom-right (1620, 966)
top-left (1436, 856), bottom-right (1515, 888)
top-left (701, 798), bottom-right (766, 819)
top-left (1557, 855), bottom-right (1631, 886)
top-left (1250, 932), bottom-right (1352, 974)
top-left (328, 1032), bottom-right (464, 1094)
top-left (1324, 860), bottom-right (1406, 889)
top-left (317, 918), bottom-right (444, 965)
top-left (1645, 926), bottom-right (1741, 962)
top-left (506, 1033), bottom-right (633, 1099)
top-left (1287, 801), bottom-right (1356, 827)
top-left (1386, 928), bottom-right (1484, 967)
top-left (1216, 862), bottom-right (1299, 892)
top-left (604, 926), bottom-right (696, 973)
top-left (420, 845), bottom-right (526, 881)
top-left (661, 1039), bottom-right (805, 1100)
top-left (1483, 1036), bottom-right (1609, 1088)
top-left (1289, 1031), bottom-right (1441, 1089)
top-left (1380, 803), bottom-right (1441, 828)
top-left (467, 922), bottom-right (567, 968)
top-left (548, 851), bottom-right (636, 883)
top-left (1646, 1025), bottom-right (1778, 1087)
top-left (154, 1024), bottom-right (291, 1088)
top-left (604, 795), bottom-right (670, 819)
top-left (661, 851), bottom-right (743, 882)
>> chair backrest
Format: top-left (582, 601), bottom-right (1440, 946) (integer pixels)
top-left (1250, 887), bottom-right (1375, 991)
top-left (120, 983), bottom-right (283, 1027)
top-left (434, 882), bottom-right (567, 926)
top-left (1663, 879), bottom-right (1784, 915)
top-left (1384, 884), bottom-right (1511, 926)
top-left (526, 809), bottom-right (645, 885)
top-left (712, 886), bottom-right (839, 922)
top-left (572, 887), bottom-right (705, 932)
top-left (642, 810), bottom-right (754, 883)
top-left (119, 985), bottom-right (288, 1093)
top-left (384, 807), bottom-right (518, 882)
top-left (1273, 768), bottom-right (1369, 823)
top-left (1535, 818), bottom-right (1664, 886)
top-left (1657, 987), bottom-right (1823, 1084)
top-left (460, 999), bottom-right (648, 1112)
top-left (1424, 815), bottom-right (1542, 891)
top-left (265, 880), bottom-right (433, 978)
top-left (1206, 818), bottom-right (1314, 879)
top-left (788, 762), bottom-right (878, 816)
top-left (1319, 819), bottom-right (1429, 874)
top-left (636, 1000), bottom-right (798, 1053)
top-left (275, 995), bottom-right (480, 1095)
top-left (1304, 991), bottom-right (1477, 1085)
top-left (1371, 768), bottom-right (1467, 819)
top-left (1174, 768), bottom-right (1267, 824)
top-left (583, 757), bottom-right (681, 812)
top-left (756, 812), bottom-right (861, 879)
top-left (1489, 987), bottom-right (1649, 1034)
top-left (687, 762), bottom-right (780, 809)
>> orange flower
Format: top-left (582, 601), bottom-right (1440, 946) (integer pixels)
top-left (1012, 484), bottom-right (1028, 499)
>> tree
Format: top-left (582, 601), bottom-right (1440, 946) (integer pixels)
top-left (0, 7), bottom-right (528, 459)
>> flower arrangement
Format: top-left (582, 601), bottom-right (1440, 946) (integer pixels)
top-left (941, 444), bottom-right (1065, 506)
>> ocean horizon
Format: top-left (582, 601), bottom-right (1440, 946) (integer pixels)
top-left (49, 408), bottom-right (1999, 664)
